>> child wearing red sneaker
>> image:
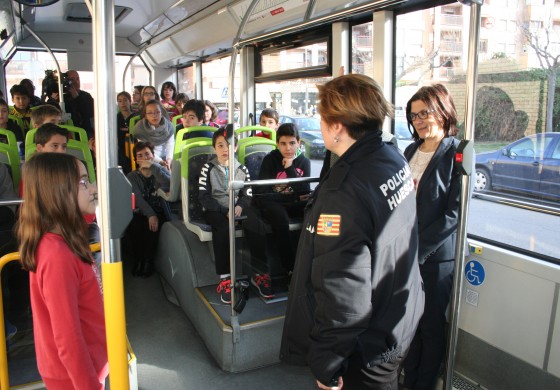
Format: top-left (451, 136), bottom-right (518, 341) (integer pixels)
top-left (198, 126), bottom-right (252, 304)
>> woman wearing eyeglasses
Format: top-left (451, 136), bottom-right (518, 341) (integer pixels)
top-left (401, 84), bottom-right (462, 390)
top-left (134, 99), bottom-right (175, 168)
top-left (18, 153), bottom-right (108, 389)
top-left (138, 86), bottom-right (169, 120)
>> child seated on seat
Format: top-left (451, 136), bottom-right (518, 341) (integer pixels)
top-left (35, 123), bottom-right (69, 153)
top-left (125, 141), bottom-right (170, 277)
top-left (8, 85), bottom-right (32, 134)
top-left (30, 104), bottom-right (62, 129)
top-left (0, 98), bottom-right (24, 144)
top-left (176, 99), bottom-right (214, 139)
top-left (198, 127), bottom-right (254, 304)
top-left (256, 108), bottom-right (279, 139)
top-left (255, 123), bottom-right (311, 278)
top-left (20, 123), bottom-right (70, 196)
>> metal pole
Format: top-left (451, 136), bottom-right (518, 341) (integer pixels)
top-left (122, 47), bottom-right (149, 91)
top-left (226, 0), bottom-right (263, 320)
top-left (19, 22), bottom-right (65, 114)
top-left (444, 2), bottom-right (483, 389)
top-left (92, 0), bottom-right (129, 388)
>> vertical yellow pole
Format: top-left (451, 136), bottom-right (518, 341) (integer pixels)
top-left (102, 262), bottom-right (129, 389)
top-left (0, 253), bottom-right (22, 390)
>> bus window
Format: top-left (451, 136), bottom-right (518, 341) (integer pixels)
top-left (201, 56), bottom-right (240, 116)
top-left (395, 3), bottom-right (558, 259)
top-left (351, 21), bottom-right (373, 75)
top-left (178, 65), bottom-right (195, 100)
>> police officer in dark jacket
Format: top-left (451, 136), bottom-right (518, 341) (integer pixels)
top-left (280, 74), bottom-right (424, 390)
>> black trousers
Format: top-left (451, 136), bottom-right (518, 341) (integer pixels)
top-left (402, 260), bottom-right (454, 390)
top-left (204, 210), bottom-right (231, 276)
top-left (125, 213), bottom-right (163, 268)
top-left (343, 350), bottom-right (405, 390)
top-left (258, 200), bottom-right (304, 273)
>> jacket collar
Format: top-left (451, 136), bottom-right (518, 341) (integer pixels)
top-left (338, 130), bottom-right (384, 165)
top-left (408, 137), bottom-right (455, 193)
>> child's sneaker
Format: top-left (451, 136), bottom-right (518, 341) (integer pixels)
top-left (251, 273), bottom-right (274, 299)
top-left (217, 278), bottom-right (232, 304)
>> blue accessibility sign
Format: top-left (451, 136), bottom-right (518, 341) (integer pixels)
top-left (465, 260), bottom-right (485, 286)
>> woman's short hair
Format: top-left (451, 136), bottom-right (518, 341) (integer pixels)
top-left (17, 153), bottom-right (92, 271)
top-left (405, 84), bottom-right (459, 141)
top-left (160, 81), bottom-right (177, 101)
top-left (318, 74), bottom-right (393, 140)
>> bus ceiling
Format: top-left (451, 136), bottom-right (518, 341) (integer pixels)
top-left (1, 0), bottom-right (418, 68)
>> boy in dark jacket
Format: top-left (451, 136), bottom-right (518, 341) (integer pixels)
top-left (255, 123), bottom-right (311, 288)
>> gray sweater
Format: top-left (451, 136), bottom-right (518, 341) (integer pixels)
top-left (127, 163), bottom-right (171, 217)
top-left (198, 157), bottom-right (251, 215)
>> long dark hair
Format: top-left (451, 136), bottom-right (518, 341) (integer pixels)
top-left (18, 153), bottom-right (92, 271)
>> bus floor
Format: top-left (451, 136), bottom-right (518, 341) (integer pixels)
top-left (123, 264), bottom-right (316, 390)
top-left (125, 262), bottom-right (474, 390)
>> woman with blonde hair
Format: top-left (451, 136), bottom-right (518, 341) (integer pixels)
top-left (18, 152), bottom-right (108, 389)
top-left (280, 74), bottom-right (424, 390)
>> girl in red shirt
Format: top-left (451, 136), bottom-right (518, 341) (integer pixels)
top-left (18, 153), bottom-right (108, 390)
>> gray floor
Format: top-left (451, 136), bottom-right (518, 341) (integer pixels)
top-left (124, 269), bottom-right (316, 390)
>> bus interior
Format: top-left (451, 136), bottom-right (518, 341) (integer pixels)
top-left (1, 0), bottom-right (559, 389)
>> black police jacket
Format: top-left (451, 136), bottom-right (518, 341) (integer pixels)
top-left (279, 130), bottom-right (425, 386)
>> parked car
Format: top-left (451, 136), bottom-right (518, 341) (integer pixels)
top-left (279, 115), bottom-right (326, 158)
top-left (216, 109), bottom-right (239, 126)
top-left (394, 117), bottom-right (415, 152)
top-left (475, 133), bottom-right (560, 201)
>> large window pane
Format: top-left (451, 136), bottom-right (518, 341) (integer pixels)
top-left (352, 21), bottom-right (373, 75)
top-left (395, 3), bottom-right (559, 259)
top-left (260, 41), bottom-right (328, 74)
top-left (201, 56), bottom-right (240, 112)
top-left (256, 77), bottom-right (330, 178)
top-left (177, 65), bottom-right (195, 99)
top-left (5, 51), bottom-right (149, 102)
top-left (5, 51), bottom-right (68, 104)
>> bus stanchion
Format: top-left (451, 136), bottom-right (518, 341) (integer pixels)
top-left (0, 252), bottom-right (21, 390)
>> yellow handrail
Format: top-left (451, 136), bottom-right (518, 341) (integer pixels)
top-left (0, 242), bottom-right (133, 390)
top-left (0, 252), bottom-right (21, 390)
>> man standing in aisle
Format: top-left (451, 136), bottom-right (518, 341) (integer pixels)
top-left (63, 69), bottom-right (94, 138)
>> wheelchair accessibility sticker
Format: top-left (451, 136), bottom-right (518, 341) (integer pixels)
top-left (465, 260), bottom-right (485, 286)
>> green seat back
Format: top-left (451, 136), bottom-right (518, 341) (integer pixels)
top-left (128, 115), bottom-right (141, 136)
top-left (0, 129), bottom-right (21, 189)
top-left (172, 114), bottom-right (182, 127)
top-left (174, 126), bottom-right (217, 160)
top-left (25, 128), bottom-right (96, 183)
